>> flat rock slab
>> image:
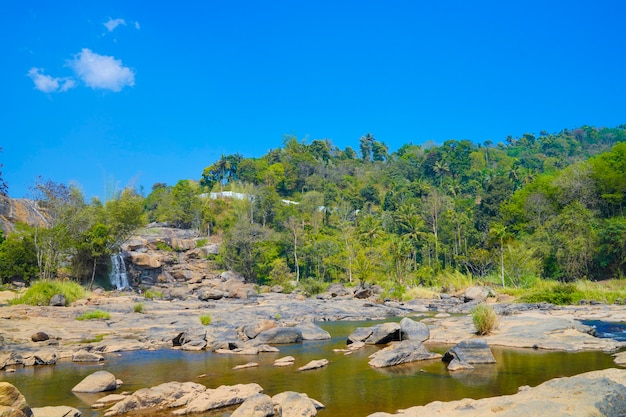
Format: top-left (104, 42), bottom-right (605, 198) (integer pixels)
top-left (32, 406), bottom-right (81, 417)
top-left (366, 368), bottom-right (626, 417)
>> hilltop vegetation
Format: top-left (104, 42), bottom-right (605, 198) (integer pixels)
top-left (1, 125), bottom-right (625, 300)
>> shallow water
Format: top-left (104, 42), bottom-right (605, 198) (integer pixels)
top-left (2, 320), bottom-right (619, 417)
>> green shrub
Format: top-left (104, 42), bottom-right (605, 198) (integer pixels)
top-left (10, 280), bottom-right (86, 306)
top-left (133, 302), bottom-right (145, 313)
top-left (520, 282), bottom-right (579, 305)
top-left (155, 241), bottom-right (173, 252)
top-left (143, 289), bottom-right (164, 300)
top-left (77, 309), bottom-right (111, 321)
top-left (195, 238), bottom-right (208, 248)
top-left (200, 314), bottom-right (211, 326)
top-left (297, 278), bottom-right (327, 296)
top-left (471, 303), bottom-right (498, 335)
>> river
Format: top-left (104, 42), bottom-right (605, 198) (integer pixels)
top-left (2, 320), bottom-right (618, 416)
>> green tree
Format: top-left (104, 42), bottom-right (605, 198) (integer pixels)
top-left (0, 224), bottom-right (38, 284)
top-left (221, 219), bottom-right (274, 282)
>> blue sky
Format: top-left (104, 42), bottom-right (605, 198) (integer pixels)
top-left (1, 1), bottom-right (625, 200)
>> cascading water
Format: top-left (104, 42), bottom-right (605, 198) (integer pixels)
top-left (109, 253), bottom-right (130, 290)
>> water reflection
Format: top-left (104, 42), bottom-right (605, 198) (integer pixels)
top-left (1, 320), bottom-right (619, 417)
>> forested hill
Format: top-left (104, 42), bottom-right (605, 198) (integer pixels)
top-left (1, 125), bottom-right (625, 292)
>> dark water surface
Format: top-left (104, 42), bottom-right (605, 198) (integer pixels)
top-left (2, 320), bottom-right (619, 417)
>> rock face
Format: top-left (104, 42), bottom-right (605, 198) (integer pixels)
top-left (368, 341), bottom-right (442, 368)
top-left (72, 370), bottom-right (118, 393)
top-left (366, 368), bottom-right (626, 417)
top-left (0, 196), bottom-right (49, 235)
top-left (0, 382), bottom-right (33, 417)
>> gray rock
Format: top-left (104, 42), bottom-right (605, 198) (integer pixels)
top-left (0, 352), bottom-right (23, 370)
top-left (256, 327), bottom-right (302, 344)
top-left (72, 350), bottom-right (104, 362)
top-left (399, 317), bottom-right (430, 342)
top-left (272, 391), bottom-right (323, 417)
top-left (198, 288), bottom-right (225, 301)
top-left (463, 286), bottom-right (493, 302)
top-left (298, 359), bottom-right (329, 371)
top-left (347, 327), bottom-right (374, 344)
top-left (294, 322), bottom-right (331, 341)
top-left (31, 332), bottom-right (49, 342)
top-left (230, 393), bottom-right (276, 417)
top-left (325, 283), bottom-right (352, 298)
top-left (31, 406), bottom-right (81, 417)
top-left (104, 381), bottom-right (206, 416)
top-left (72, 370), bottom-right (118, 393)
top-left (368, 340), bottom-right (442, 368)
top-left (365, 322), bottom-right (401, 345)
top-left (442, 339), bottom-right (496, 364)
top-left (171, 383), bottom-right (264, 415)
top-left (173, 327), bottom-right (207, 350)
top-left (446, 358), bottom-right (474, 371)
top-left (0, 382), bottom-right (33, 417)
top-left (49, 294), bottom-right (66, 307)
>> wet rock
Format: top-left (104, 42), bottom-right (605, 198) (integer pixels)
top-left (31, 406), bottom-right (81, 417)
top-left (442, 339), bottom-right (496, 365)
top-left (368, 340), bottom-right (442, 368)
top-left (347, 327), bottom-right (374, 344)
top-left (446, 358), bottom-right (474, 371)
top-left (231, 393), bottom-right (276, 417)
top-left (0, 382), bottom-right (33, 417)
top-left (256, 327), bottom-right (302, 344)
top-left (31, 332), bottom-right (49, 342)
top-left (399, 317), bottom-right (430, 342)
top-left (0, 352), bottom-right (23, 370)
top-left (49, 294), bottom-right (66, 307)
top-left (233, 362), bottom-right (259, 370)
top-left (298, 359), bottom-right (328, 371)
top-left (72, 370), bottom-right (118, 393)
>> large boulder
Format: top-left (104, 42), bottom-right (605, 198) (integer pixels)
top-left (128, 252), bottom-right (162, 269)
top-left (442, 339), bottom-right (496, 365)
top-left (366, 322), bottom-right (402, 345)
top-left (399, 317), bottom-right (430, 342)
top-left (463, 286), bottom-right (494, 303)
top-left (256, 328), bottom-right (303, 344)
top-left (48, 294), bottom-right (66, 307)
top-left (31, 406), bottom-right (81, 417)
top-left (230, 393), bottom-right (276, 417)
top-left (72, 370), bottom-right (118, 393)
top-left (172, 328), bottom-right (207, 351)
top-left (272, 392), bottom-right (323, 417)
top-left (294, 322), bottom-right (331, 341)
top-left (368, 340), bottom-right (442, 368)
top-left (31, 332), bottom-right (49, 342)
top-left (347, 327), bottom-right (374, 344)
top-left (0, 382), bottom-right (33, 417)
top-left (22, 351), bottom-right (57, 366)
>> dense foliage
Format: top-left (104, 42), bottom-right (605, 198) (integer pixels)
top-left (1, 125), bottom-right (625, 297)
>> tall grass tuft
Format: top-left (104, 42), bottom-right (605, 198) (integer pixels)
top-left (76, 309), bottom-right (111, 321)
top-left (471, 303), bottom-right (498, 335)
top-left (200, 314), bottom-right (211, 326)
top-left (10, 280), bottom-right (86, 306)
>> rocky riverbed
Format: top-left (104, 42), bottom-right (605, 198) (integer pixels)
top-left (2, 283), bottom-right (626, 416)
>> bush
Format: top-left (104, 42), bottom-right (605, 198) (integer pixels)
top-left (143, 289), bottom-right (164, 300)
top-left (471, 303), bottom-right (498, 335)
top-left (77, 309), bottom-right (111, 321)
top-left (200, 314), bottom-right (211, 326)
top-left (297, 278), bottom-right (328, 296)
top-left (10, 280), bottom-right (86, 306)
top-left (133, 302), bottom-right (145, 313)
top-left (520, 282), bottom-right (579, 305)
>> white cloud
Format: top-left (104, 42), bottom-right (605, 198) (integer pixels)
top-left (27, 68), bottom-right (75, 93)
top-left (134, 21), bottom-right (140, 30)
top-left (104, 18), bottom-right (126, 32)
top-left (68, 48), bottom-right (135, 92)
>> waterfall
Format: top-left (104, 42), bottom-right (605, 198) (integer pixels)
top-left (109, 253), bottom-right (130, 290)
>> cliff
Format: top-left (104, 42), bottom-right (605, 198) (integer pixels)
top-left (0, 195), bottom-right (49, 234)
